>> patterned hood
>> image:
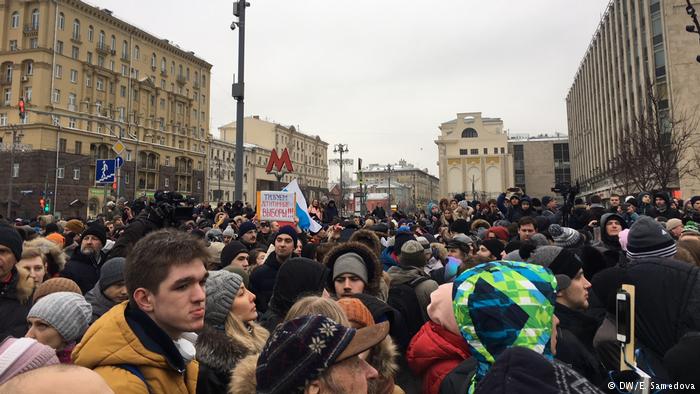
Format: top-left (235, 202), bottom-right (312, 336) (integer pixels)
top-left (452, 261), bottom-right (557, 391)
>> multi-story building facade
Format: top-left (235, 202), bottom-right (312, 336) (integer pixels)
top-left (507, 134), bottom-right (571, 198)
top-left (567, 0), bottom-right (700, 198)
top-left (0, 0), bottom-right (211, 219)
top-left (435, 112), bottom-right (514, 200)
top-left (219, 116), bottom-right (329, 201)
top-left (207, 137), bottom-right (273, 203)
top-left (360, 160), bottom-right (439, 210)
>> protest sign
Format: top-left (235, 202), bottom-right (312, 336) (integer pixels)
top-left (257, 191), bottom-right (296, 222)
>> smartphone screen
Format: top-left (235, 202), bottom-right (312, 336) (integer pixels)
top-left (616, 291), bottom-right (631, 343)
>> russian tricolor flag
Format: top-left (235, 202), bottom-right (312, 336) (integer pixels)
top-left (283, 179), bottom-right (322, 233)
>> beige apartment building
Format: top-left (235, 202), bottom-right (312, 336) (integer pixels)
top-left (508, 134), bottom-right (571, 199)
top-left (219, 116), bottom-right (329, 201)
top-left (207, 137), bottom-right (273, 203)
top-left (360, 160), bottom-right (439, 210)
top-left (0, 0), bottom-right (211, 218)
top-left (567, 0), bottom-right (700, 199)
top-left (435, 112), bottom-right (514, 200)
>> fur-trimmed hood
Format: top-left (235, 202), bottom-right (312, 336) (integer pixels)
top-left (349, 229), bottom-right (383, 257)
top-left (228, 354), bottom-right (258, 394)
top-left (195, 325), bottom-right (259, 374)
top-left (324, 241), bottom-right (384, 298)
top-left (25, 237), bottom-right (67, 275)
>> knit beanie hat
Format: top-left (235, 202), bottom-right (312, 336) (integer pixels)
top-left (32, 277), bottom-right (81, 303)
top-left (332, 252), bottom-right (368, 284)
top-left (220, 241), bottom-right (248, 267)
top-left (548, 224), bottom-right (584, 248)
top-left (482, 239), bottom-right (505, 258)
top-left (81, 224), bottom-right (107, 246)
top-left (682, 221), bottom-right (700, 236)
top-left (394, 231), bottom-right (416, 253)
top-left (222, 224), bottom-right (236, 238)
top-left (27, 292), bottom-right (92, 343)
top-left (666, 218), bottom-right (683, 232)
top-left (0, 337), bottom-right (60, 384)
top-left (45, 232), bottom-right (65, 248)
top-left (337, 297), bottom-right (375, 328)
top-left (450, 219), bottom-right (470, 235)
top-left (63, 219), bottom-right (85, 234)
top-left (98, 257), bottom-right (126, 291)
top-left (0, 224), bottom-right (23, 261)
top-left (626, 216), bottom-right (677, 260)
top-left (238, 221), bottom-right (257, 238)
top-left (487, 226), bottom-right (510, 242)
top-left (530, 233), bottom-right (549, 247)
top-left (204, 270), bottom-right (243, 330)
top-left (427, 282), bottom-right (460, 335)
top-left (399, 240), bottom-right (427, 267)
top-left (276, 225), bottom-right (298, 246)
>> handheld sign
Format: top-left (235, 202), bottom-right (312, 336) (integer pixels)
top-left (256, 191), bottom-right (296, 222)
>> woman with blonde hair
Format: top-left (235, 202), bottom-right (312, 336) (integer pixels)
top-left (196, 270), bottom-right (269, 393)
top-left (24, 237), bottom-right (67, 279)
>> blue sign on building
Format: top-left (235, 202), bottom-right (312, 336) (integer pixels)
top-left (95, 159), bottom-right (116, 184)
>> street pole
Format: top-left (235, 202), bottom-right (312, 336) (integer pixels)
top-left (217, 157), bottom-right (222, 202)
top-left (333, 144), bottom-right (349, 216)
top-left (6, 127), bottom-right (16, 218)
top-left (387, 164), bottom-right (392, 212)
top-left (232, 1), bottom-right (250, 202)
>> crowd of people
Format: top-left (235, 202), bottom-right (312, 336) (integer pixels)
top-left (1, 188), bottom-right (699, 393)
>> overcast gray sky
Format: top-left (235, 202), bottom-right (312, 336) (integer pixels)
top-left (92, 0), bottom-right (609, 178)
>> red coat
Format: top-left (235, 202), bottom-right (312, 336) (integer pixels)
top-left (406, 321), bottom-right (470, 394)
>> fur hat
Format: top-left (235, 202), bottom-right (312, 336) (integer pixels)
top-left (399, 240), bottom-right (427, 267)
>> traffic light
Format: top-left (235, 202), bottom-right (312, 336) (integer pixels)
top-left (112, 180), bottom-right (117, 191)
top-left (44, 198), bottom-right (50, 213)
top-left (18, 98), bottom-right (25, 120)
top-left (39, 198), bottom-right (45, 211)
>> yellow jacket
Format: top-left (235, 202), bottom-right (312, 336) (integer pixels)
top-left (72, 302), bottom-right (198, 394)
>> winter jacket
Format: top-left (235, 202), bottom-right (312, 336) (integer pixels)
top-left (554, 302), bottom-right (603, 352)
top-left (72, 302), bottom-right (199, 394)
top-left (325, 241), bottom-right (384, 299)
top-left (386, 266), bottom-right (438, 322)
top-left (323, 203), bottom-right (339, 223)
top-left (249, 252), bottom-right (284, 314)
top-left (406, 321), bottom-right (470, 394)
top-left (592, 213), bottom-right (627, 269)
top-left (228, 354), bottom-right (258, 394)
top-left (84, 282), bottom-right (117, 323)
top-left (637, 192), bottom-right (657, 217)
top-left (380, 248), bottom-right (400, 271)
top-left (195, 325), bottom-right (266, 394)
top-left (61, 248), bottom-right (107, 294)
top-left (0, 267), bottom-right (33, 339)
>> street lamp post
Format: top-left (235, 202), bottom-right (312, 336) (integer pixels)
top-left (5, 126), bottom-right (22, 218)
top-left (386, 164), bottom-right (393, 211)
top-left (232, 1), bottom-right (250, 202)
top-left (215, 157), bottom-right (222, 202)
top-left (333, 144), bottom-right (349, 216)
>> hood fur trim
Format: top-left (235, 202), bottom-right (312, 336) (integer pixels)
top-left (324, 241), bottom-right (383, 298)
top-left (25, 237), bottom-right (67, 274)
top-left (195, 325), bottom-right (251, 373)
top-left (370, 335), bottom-right (399, 378)
top-left (229, 354), bottom-right (258, 394)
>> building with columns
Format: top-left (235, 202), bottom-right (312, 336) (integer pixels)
top-left (435, 112), bottom-right (514, 200)
top-left (0, 0), bottom-right (211, 219)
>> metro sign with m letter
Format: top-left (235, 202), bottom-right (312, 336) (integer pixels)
top-left (266, 148), bottom-right (294, 181)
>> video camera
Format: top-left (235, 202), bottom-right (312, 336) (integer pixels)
top-left (153, 190), bottom-right (196, 224)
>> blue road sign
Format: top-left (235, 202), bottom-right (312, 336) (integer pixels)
top-left (95, 159), bottom-right (116, 184)
top-left (115, 155), bottom-right (124, 168)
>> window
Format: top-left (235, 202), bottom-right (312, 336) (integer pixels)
top-left (23, 87), bottom-right (31, 102)
top-left (121, 64), bottom-right (128, 76)
top-left (109, 60), bottom-right (114, 72)
top-left (470, 148), bottom-right (478, 155)
top-left (29, 38), bottom-right (38, 49)
top-left (72, 19), bottom-right (80, 40)
top-left (483, 148), bottom-right (487, 154)
top-left (71, 46), bottom-right (79, 59)
top-left (12, 163), bottom-right (19, 178)
top-left (55, 41), bottom-right (65, 55)
top-left (97, 55), bottom-right (105, 68)
top-left (151, 53), bottom-right (157, 68)
top-left (111, 35), bottom-right (115, 50)
top-left (68, 117), bottom-right (76, 128)
top-left (171, 61), bottom-right (175, 75)
top-left (68, 93), bottom-right (76, 110)
top-left (54, 64), bottom-right (62, 78)
top-left (133, 45), bottom-right (140, 60)
top-left (52, 89), bottom-right (60, 103)
top-left (57, 168), bottom-right (65, 179)
top-left (85, 75), bottom-right (91, 87)
top-left (493, 147), bottom-right (498, 154)
top-left (161, 57), bottom-right (166, 72)
top-left (120, 85), bottom-right (126, 97)
top-left (96, 77), bottom-right (104, 91)
top-left (75, 141), bottom-right (82, 154)
top-left (59, 138), bottom-right (67, 152)
top-left (124, 173), bottom-right (129, 184)
top-left (164, 177), bottom-right (169, 188)
top-left (70, 69), bottom-right (77, 83)
top-left (500, 147), bottom-right (505, 154)
top-left (73, 168), bottom-right (80, 180)
top-left (11, 12), bottom-right (19, 29)
top-left (58, 13), bottom-right (65, 30)
top-left (9, 40), bottom-right (18, 51)
top-left (122, 40), bottom-right (128, 59)
top-left (88, 25), bottom-right (94, 42)
top-left (31, 9), bottom-right (39, 29)
top-left (0, 113), bottom-right (6, 126)
top-left (98, 30), bottom-right (105, 46)
top-left (460, 149), bottom-right (468, 155)
top-left (462, 128), bottom-right (478, 138)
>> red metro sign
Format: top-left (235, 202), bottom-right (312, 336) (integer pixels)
top-left (265, 148), bottom-right (294, 176)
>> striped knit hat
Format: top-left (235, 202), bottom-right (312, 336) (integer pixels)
top-left (27, 292), bottom-right (92, 343)
top-left (626, 216), bottom-right (677, 260)
top-left (548, 224), bottom-right (584, 248)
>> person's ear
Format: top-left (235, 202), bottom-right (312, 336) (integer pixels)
top-left (304, 380), bottom-right (321, 394)
top-left (133, 288), bottom-right (155, 312)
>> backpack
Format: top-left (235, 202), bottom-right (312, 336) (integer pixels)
top-left (387, 276), bottom-right (430, 339)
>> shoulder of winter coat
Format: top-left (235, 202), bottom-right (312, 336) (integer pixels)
top-left (195, 325), bottom-right (251, 374)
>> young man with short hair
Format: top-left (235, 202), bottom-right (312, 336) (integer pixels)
top-left (517, 216), bottom-right (538, 241)
top-left (73, 229), bottom-right (208, 393)
top-left (249, 225), bottom-right (298, 313)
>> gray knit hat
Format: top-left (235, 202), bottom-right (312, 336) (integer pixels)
top-left (626, 216), bottom-right (677, 260)
top-left (27, 292), bottom-right (91, 343)
top-left (548, 224), bottom-right (584, 248)
top-left (399, 240), bottom-right (427, 267)
top-left (99, 257), bottom-right (126, 291)
top-left (204, 270), bottom-right (243, 330)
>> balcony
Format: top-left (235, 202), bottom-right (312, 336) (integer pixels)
top-left (96, 42), bottom-right (112, 56)
top-left (176, 74), bottom-right (187, 85)
top-left (120, 53), bottom-right (130, 62)
top-left (0, 77), bottom-right (12, 86)
top-left (23, 25), bottom-right (38, 37)
top-left (71, 34), bottom-right (82, 44)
